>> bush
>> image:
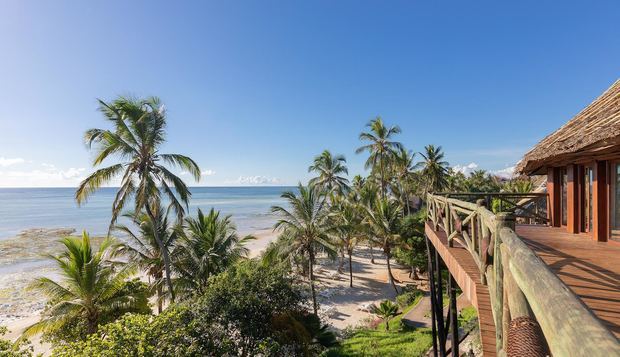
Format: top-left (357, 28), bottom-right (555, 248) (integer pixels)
top-left (396, 288), bottom-right (423, 308)
top-left (0, 326), bottom-right (32, 357)
top-left (53, 260), bottom-right (335, 357)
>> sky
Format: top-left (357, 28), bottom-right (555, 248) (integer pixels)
top-left (0, 1), bottom-right (619, 187)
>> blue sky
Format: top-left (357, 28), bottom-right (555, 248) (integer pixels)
top-left (0, 1), bottom-right (619, 187)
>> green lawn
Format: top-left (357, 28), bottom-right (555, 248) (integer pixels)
top-left (323, 296), bottom-right (432, 357)
top-left (323, 296), bottom-right (480, 357)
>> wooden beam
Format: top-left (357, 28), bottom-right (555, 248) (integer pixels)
top-left (593, 161), bottom-right (608, 241)
top-left (547, 168), bottom-right (561, 227)
top-left (567, 165), bottom-right (579, 233)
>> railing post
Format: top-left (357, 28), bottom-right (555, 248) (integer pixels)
top-left (476, 199), bottom-right (487, 285)
top-left (493, 212), bottom-right (515, 354)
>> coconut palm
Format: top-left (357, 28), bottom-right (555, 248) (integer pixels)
top-left (173, 208), bottom-right (254, 298)
top-left (271, 184), bottom-right (335, 315)
top-left (329, 199), bottom-right (361, 287)
top-left (364, 198), bottom-right (403, 294)
top-left (308, 150), bottom-right (349, 194)
top-left (23, 232), bottom-right (143, 338)
top-left (372, 300), bottom-right (399, 331)
top-left (391, 147), bottom-right (415, 214)
top-left (416, 144), bottom-right (449, 193)
top-left (114, 202), bottom-right (180, 313)
top-left (76, 96), bottom-right (201, 302)
top-left (356, 116), bottom-right (403, 198)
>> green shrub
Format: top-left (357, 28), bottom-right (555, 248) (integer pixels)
top-left (396, 288), bottom-right (423, 308)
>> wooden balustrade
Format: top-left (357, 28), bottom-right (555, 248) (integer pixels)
top-left (426, 193), bottom-right (620, 356)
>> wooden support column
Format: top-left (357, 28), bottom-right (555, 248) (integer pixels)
top-left (547, 168), bottom-right (561, 227)
top-left (593, 161), bottom-right (608, 242)
top-left (567, 165), bottom-right (579, 234)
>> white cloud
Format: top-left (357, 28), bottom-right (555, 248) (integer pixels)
top-left (492, 166), bottom-right (515, 180)
top-left (453, 162), bottom-right (479, 176)
top-left (232, 175), bottom-right (281, 185)
top-left (179, 169), bottom-right (215, 177)
top-left (0, 157), bottom-right (25, 167)
top-left (0, 164), bottom-right (87, 187)
top-left (452, 162), bottom-right (516, 180)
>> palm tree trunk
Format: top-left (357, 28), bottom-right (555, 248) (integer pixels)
top-left (370, 244), bottom-right (375, 264)
top-left (338, 247), bottom-right (345, 274)
top-left (385, 248), bottom-right (399, 294)
top-left (348, 250), bottom-right (353, 288)
top-left (146, 206), bottom-right (175, 303)
top-left (309, 248), bottom-right (318, 316)
top-left (157, 284), bottom-right (163, 314)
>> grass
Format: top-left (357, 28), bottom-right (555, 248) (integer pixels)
top-left (323, 294), bottom-right (432, 357)
top-left (323, 295), bottom-right (481, 357)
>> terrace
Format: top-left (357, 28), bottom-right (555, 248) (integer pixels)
top-left (424, 192), bottom-right (620, 356)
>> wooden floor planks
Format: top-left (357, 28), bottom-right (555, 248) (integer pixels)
top-left (516, 225), bottom-right (620, 338)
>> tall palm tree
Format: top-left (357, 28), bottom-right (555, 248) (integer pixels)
top-left (392, 147), bottom-right (415, 214)
top-left (308, 150), bottom-right (349, 194)
top-left (23, 232), bottom-right (143, 338)
top-left (416, 144), bottom-right (449, 194)
top-left (356, 116), bottom-right (403, 198)
top-left (271, 184), bottom-right (335, 315)
top-left (76, 96), bottom-right (201, 302)
top-left (329, 198), bottom-right (361, 287)
top-left (364, 198), bottom-right (403, 294)
top-left (173, 208), bottom-right (254, 298)
top-left (114, 202), bottom-right (180, 313)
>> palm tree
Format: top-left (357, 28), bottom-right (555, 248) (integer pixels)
top-left (330, 199), bottom-right (361, 287)
top-left (392, 147), bottom-right (415, 214)
top-left (372, 300), bottom-right (399, 331)
top-left (23, 232), bottom-right (143, 338)
top-left (271, 184), bottom-right (335, 315)
top-left (364, 198), bottom-right (403, 294)
top-left (308, 150), bottom-right (349, 194)
top-left (356, 116), bottom-right (403, 198)
top-left (416, 144), bottom-right (449, 193)
top-left (114, 202), bottom-right (180, 313)
top-left (173, 208), bottom-right (254, 298)
top-left (76, 96), bottom-right (201, 302)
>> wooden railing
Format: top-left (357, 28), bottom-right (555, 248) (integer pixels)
top-left (427, 193), bottom-right (620, 356)
top-left (432, 192), bottom-right (549, 225)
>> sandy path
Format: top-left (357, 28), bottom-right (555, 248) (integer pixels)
top-left (312, 246), bottom-right (416, 331)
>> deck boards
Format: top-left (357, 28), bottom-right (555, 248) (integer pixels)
top-left (425, 222), bottom-right (497, 356)
top-left (516, 225), bottom-right (620, 338)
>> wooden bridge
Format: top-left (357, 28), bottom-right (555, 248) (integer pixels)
top-left (425, 193), bottom-right (620, 356)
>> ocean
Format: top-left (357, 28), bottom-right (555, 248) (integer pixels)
top-left (0, 186), bottom-right (294, 240)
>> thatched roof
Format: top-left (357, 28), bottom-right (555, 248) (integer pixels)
top-left (516, 79), bottom-right (620, 175)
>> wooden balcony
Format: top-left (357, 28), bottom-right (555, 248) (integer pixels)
top-left (425, 193), bottom-right (620, 356)
top-left (516, 225), bottom-right (620, 337)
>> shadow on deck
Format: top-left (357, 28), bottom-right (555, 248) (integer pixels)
top-left (516, 225), bottom-right (620, 337)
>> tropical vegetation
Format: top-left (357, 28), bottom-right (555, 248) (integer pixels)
top-left (17, 96), bottom-right (537, 356)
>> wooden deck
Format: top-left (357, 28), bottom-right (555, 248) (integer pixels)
top-left (425, 222), bottom-right (497, 356)
top-left (516, 225), bottom-right (620, 338)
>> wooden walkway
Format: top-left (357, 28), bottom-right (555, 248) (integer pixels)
top-left (425, 222), bottom-right (497, 356)
top-left (516, 225), bottom-right (620, 338)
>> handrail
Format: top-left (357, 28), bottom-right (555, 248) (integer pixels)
top-left (500, 228), bottom-right (620, 356)
top-left (426, 192), bottom-right (620, 356)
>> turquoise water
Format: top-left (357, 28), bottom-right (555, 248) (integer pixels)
top-left (0, 186), bottom-right (294, 239)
